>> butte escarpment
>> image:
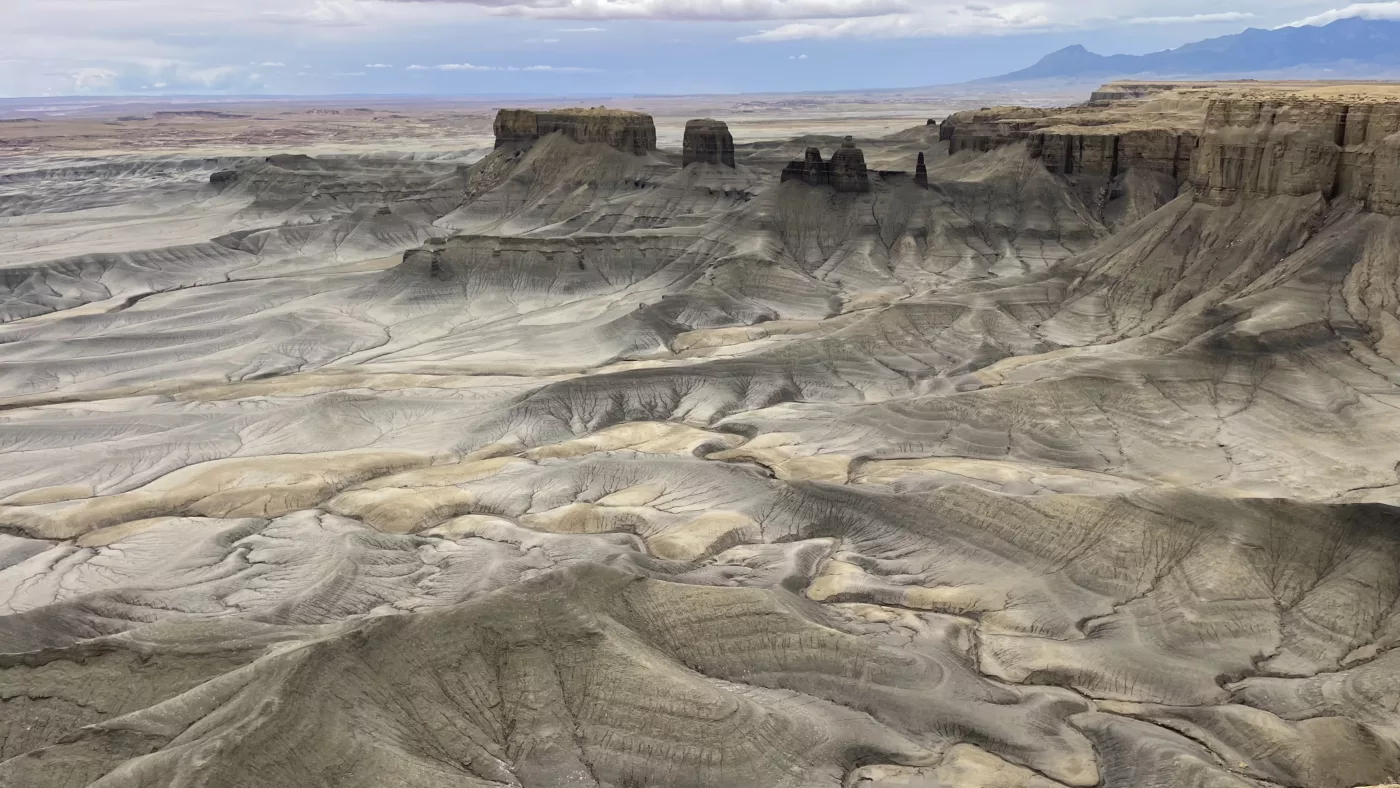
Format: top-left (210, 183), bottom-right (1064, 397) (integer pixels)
top-left (2, 87), bottom-right (1400, 788)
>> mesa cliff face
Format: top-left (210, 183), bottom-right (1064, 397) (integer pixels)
top-left (942, 108), bottom-right (1196, 190)
top-left (682, 119), bottom-right (736, 167)
top-left (1190, 99), bottom-right (1400, 214)
top-left (493, 108), bottom-right (657, 155)
top-left (943, 88), bottom-right (1400, 216)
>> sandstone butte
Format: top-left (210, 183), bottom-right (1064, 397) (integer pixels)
top-left (493, 107), bottom-right (658, 155)
top-left (780, 135), bottom-right (872, 192)
top-left (682, 118), bottom-right (736, 167)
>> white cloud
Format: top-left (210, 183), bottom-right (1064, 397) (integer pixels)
top-left (257, 61), bottom-right (287, 66)
top-left (365, 63), bottom-right (394, 68)
top-left (407, 61), bottom-right (600, 71)
top-left (1282, 2), bottom-right (1400, 27)
top-left (1127, 11), bottom-right (1253, 24)
top-left (407, 62), bottom-right (495, 70)
top-left (789, 53), bottom-right (809, 58)
top-left (741, 3), bottom-right (1055, 40)
top-left (558, 26), bottom-right (606, 30)
top-left (396, 0), bottom-right (909, 21)
top-left (71, 67), bottom-right (119, 90)
top-left (519, 64), bottom-right (601, 71)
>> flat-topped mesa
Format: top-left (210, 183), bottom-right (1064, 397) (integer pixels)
top-left (493, 108), bottom-right (657, 155)
top-left (780, 137), bottom-right (871, 192)
top-left (1190, 99), bottom-right (1400, 214)
top-left (682, 119), bottom-right (735, 167)
top-left (941, 107), bottom-right (1197, 194)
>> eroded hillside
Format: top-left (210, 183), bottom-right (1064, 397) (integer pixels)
top-left (2, 88), bottom-right (1400, 788)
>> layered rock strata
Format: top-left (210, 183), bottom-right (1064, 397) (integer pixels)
top-left (682, 119), bottom-right (736, 167)
top-left (779, 136), bottom-right (870, 192)
top-left (493, 108), bottom-right (657, 154)
top-left (942, 108), bottom-right (1196, 188)
top-left (1191, 99), bottom-right (1400, 214)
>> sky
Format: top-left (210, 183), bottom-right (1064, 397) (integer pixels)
top-left (1, 0), bottom-right (1399, 97)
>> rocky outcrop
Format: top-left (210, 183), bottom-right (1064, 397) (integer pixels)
top-left (941, 107), bottom-right (1056, 153)
top-left (780, 137), bottom-right (870, 192)
top-left (940, 107), bottom-right (1196, 194)
top-left (682, 119), bottom-right (735, 167)
top-left (493, 108), bottom-right (657, 155)
top-left (1190, 99), bottom-right (1400, 214)
top-left (1030, 129), bottom-right (1196, 185)
top-left (1087, 82), bottom-right (1190, 105)
top-left (915, 152), bottom-right (929, 188)
top-left (781, 147), bottom-right (827, 186)
top-left (828, 137), bottom-right (870, 192)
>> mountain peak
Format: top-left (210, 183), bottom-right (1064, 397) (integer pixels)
top-left (985, 16), bottom-right (1400, 82)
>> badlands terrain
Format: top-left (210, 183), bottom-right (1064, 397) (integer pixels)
top-left (2, 80), bottom-right (1400, 787)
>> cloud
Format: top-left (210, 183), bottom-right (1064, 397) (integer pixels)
top-left (789, 53), bottom-right (809, 58)
top-left (392, 0), bottom-right (909, 21)
top-left (1283, 2), bottom-right (1400, 27)
top-left (406, 62), bottom-right (599, 71)
top-left (364, 63), bottom-right (394, 68)
top-left (407, 62), bottom-right (495, 70)
top-left (558, 26), bottom-right (606, 30)
top-left (259, 0), bottom-right (369, 26)
top-left (257, 61), bottom-right (287, 66)
top-left (70, 67), bottom-right (119, 91)
top-left (740, 3), bottom-right (1056, 40)
top-left (519, 64), bottom-right (600, 71)
top-left (1127, 11), bottom-right (1253, 24)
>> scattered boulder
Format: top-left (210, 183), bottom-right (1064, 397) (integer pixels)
top-left (493, 108), bottom-right (657, 155)
top-left (779, 137), bottom-right (870, 192)
top-left (209, 170), bottom-right (238, 187)
top-left (682, 119), bottom-right (736, 167)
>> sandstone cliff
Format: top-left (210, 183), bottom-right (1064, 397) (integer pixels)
top-left (941, 83), bottom-right (1400, 217)
top-left (682, 119), bottom-right (736, 167)
top-left (779, 137), bottom-right (870, 192)
top-left (493, 108), bottom-right (657, 155)
top-left (1190, 99), bottom-right (1400, 214)
top-left (941, 108), bottom-right (1195, 190)
top-left (828, 137), bottom-right (870, 192)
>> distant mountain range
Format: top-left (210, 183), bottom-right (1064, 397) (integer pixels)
top-left (986, 17), bottom-right (1400, 82)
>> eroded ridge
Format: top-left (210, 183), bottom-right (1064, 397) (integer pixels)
top-left (2, 85), bottom-right (1400, 787)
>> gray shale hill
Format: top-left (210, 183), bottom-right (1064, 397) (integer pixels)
top-left (3, 85), bottom-right (1400, 788)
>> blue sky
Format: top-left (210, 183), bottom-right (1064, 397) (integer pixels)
top-left (2, 0), bottom-right (1398, 96)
